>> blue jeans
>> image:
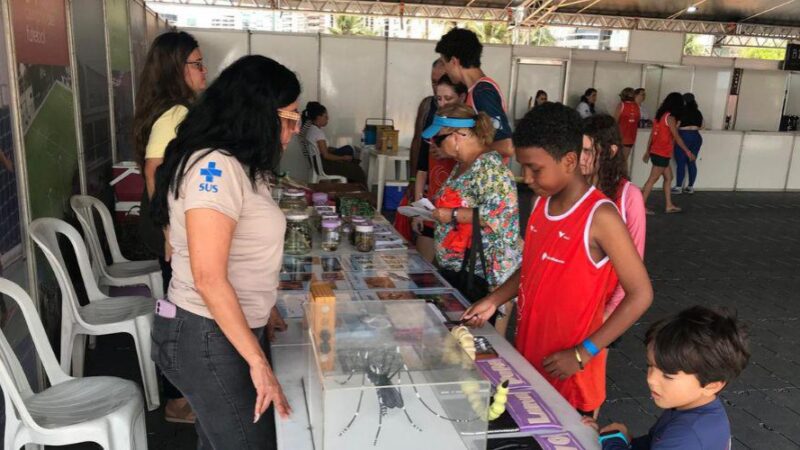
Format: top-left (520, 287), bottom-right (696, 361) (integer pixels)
top-left (674, 130), bottom-right (702, 188)
top-left (151, 307), bottom-right (275, 449)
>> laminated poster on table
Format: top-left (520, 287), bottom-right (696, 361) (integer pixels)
top-left (474, 356), bottom-right (530, 391)
top-left (534, 431), bottom-right (586, 450)
top-left (503, 387), bottom-right (562, 433)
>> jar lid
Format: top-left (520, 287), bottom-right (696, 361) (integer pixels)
top-left (355, 225), bottom-right (374, 232)
top-left (351, 216), bottom-right (367, 223)
top-left (284, 189), bottom-right (305, 197)
top-left (286, 211), bottom-right (310, 220)
top-left (322, 220), bottom-right (340, 229)
top-left (312, 192), bottom-right (328, 202)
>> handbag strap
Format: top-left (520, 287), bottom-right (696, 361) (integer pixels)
top-left (456, 207), bottom-right (489, 293)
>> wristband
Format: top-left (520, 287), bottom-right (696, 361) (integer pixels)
top-left (582, 339), bottom-right (601, 357)
top-left (598, 431), bottom-right (629, 445)
top-left (451, 208), bottom-right (459, 225)
top-left (573, 346), bottom-right (584, 371)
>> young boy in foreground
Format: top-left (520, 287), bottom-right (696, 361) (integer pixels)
top-left (585, 306), bottom-right (750, 449)
top-left (462, 103), bottom-right (653, 416)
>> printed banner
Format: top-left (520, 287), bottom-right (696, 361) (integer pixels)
top-left (535, 431), bottom-right (586, 450)
top-left (475, 356), bottom-right (531, 391)
top-left (11, 0), bottom-right (69, 66)
top-left (504, 388), bottom-right (562, 433)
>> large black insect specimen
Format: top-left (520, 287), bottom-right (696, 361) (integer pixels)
top-left (335, 346), bottom-right (481, 446)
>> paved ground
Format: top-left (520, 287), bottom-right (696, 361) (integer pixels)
top-left (67, 192), bottom-right (800, 449)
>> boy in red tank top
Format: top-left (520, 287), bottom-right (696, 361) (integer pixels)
top-left (462, 103), bottom-right (653, 416)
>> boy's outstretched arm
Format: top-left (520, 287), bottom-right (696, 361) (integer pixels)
top-left (544, 203), bottom-right (652, 379)
top-left (460, 268), bottom-right (521, 328)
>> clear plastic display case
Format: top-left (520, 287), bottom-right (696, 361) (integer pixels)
top-left (304, 300), bottom-right (490, 450)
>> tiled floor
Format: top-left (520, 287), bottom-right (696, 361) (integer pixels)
top-left (67, 192), bottom-right (800, 449)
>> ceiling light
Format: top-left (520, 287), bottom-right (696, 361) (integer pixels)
top-left (687, 5), bottom-right (698, 13)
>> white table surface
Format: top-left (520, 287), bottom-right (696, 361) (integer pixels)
top-left (270, 211), bottom-right (598, 449)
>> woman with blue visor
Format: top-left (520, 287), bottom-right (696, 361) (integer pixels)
top-left (422, 103), bottom-right (522, 303)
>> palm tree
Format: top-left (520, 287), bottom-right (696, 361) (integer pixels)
top-left (329, 15), bottom-right (377, 36)
top-left (529, 27), bottom-right (555, 46)
top-left (467, 22), bottom-right (511, 44)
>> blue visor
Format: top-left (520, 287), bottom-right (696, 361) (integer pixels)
top-left (421, 115), bottom-right (476, 140)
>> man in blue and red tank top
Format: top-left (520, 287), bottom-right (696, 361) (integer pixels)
top-left (435, 28), bottom-right (513, 162)
top-left (462, 103), bottom-right (653, 417)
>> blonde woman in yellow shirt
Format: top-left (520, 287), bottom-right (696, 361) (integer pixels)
top-left (133, 30), bottom-right (206, 424)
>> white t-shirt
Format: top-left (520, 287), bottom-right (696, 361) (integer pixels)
top-left (302, 123), bottom-right (327, 154)
top-left (576, 102), bottom-right (593, 119)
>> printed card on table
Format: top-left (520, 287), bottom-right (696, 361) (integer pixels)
top-left (358, 288), bottom-right (469, 321)
top-left (474, 357), bottom-right (531, 391)
top-left (534, 431), bottom-right (585, 450)
top-left (503, 388), bottom-right (562, 433)
top-left (346, 271), bottom-right (448, 290)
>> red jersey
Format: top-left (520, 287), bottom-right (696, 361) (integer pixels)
top-left (617, 102), bottom-right (640, 146)
top-left (516, 187), bottom-right (618, 411)
top-left (649, 113), bottom-right (673, 158)
top-left (427, 155), bottom-right (457, 202)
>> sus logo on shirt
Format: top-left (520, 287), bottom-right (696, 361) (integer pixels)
top-left (199, 161), bottom-right (222, 193)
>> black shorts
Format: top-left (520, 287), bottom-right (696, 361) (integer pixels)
top-left (650, 154), bottom-right (671, 167)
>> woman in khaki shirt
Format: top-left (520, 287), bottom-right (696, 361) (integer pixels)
top-left (150, 55), bottom-right (300, 448)
top-left (133, 30), bottom-right (205, 424)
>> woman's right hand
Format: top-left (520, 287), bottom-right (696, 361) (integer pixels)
top-left (250, 360), bottom-right (292, 421)
top-left (642, 151), bottom-right (650, 163)
top-left (461, 297), bottom-right (498, 328)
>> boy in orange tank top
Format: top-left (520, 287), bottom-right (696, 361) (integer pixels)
top-left (462, 103), bottom-right (653, 416)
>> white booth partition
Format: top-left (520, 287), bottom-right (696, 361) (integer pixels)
top-left (386, 39), bottom-right (438, 148)
top-left (787, 137), bottom-right (800, 190)
top-left (192, 29), bottom-right (250, 83)
top-left (320, 35), bottom-right (386, 147)
top-left (251, 32), bottom-right (321, 180)
top-left (735, 69), bottom-right (787, 132)
top-left (481, 45), bottom-right (513, 104)
top-left (736, 133), bottom-right (794, 190)
top-left (692, 67), bottom-right (733, 131)
top-left (512, 60), bottom-right (566, 120)
top-left (593, 61), bottom-right (643, 115)
top-left (566, 60), bottom-right (596, 109)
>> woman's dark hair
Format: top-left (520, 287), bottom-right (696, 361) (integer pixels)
top-left (655, 92), bottom-right (685, 121)
top-left (683, 92), bottom-right (699, 112)
top-left (535, 90), bottom-right (548, 106)
top-left (582, 114), bottom-right (628, 199)
top-left (580, 88), bottom-right (597, 114)
top-left (151, 55), bottom-right (301, 226)
top-left (133, 31), bottom-right (199, 169)
top-left (646, 306), bottom-right (750, 388)
top-left (436, 74), bottom-right (468, 96)
top-left (302, 101), bottom-right (327, 125)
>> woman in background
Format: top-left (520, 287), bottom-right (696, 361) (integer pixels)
top-left (641, 92), bottom-right (692, 214)
top-left (300, 101), bottom-right (366, 184)
top-left (577, 88), bottom-right (597, 119)
top-left (133, 30), bottom-right (206, 425)
top-left (615, 87), bottom-right (640, 162)
top-left (531, 90), bottom-right (548, 109)
top-left (672, 93), bottom-right (704, 194)
top-left (412, 75), bottom-right (466, 262)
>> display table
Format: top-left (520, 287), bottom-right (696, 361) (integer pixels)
top-left (271, 215), bottom-right (599, 450)
top-left (359, 145), bottom-right (411, 211)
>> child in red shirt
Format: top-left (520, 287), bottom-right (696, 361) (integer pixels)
top-left (462, 103), bottom-right (653, 416)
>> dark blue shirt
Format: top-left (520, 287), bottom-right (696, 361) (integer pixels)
top-left (603, 399), bottom-right (731, 450)
top-left (471, 81), bottom-right (512, 142)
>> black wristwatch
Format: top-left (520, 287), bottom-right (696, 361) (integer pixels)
top-left (451, 208), bottom-right (459, 225)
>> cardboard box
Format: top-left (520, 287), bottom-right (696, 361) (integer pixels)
top-left (376, 126), bottom-right (399, 153)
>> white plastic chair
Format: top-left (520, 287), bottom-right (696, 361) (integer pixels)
top-left (299, 128), bottom-right (347, 184)
top-left (70, 195), bottom-right (163, 299)
top-left (0, 278), bottom-right (148, 449)
top-left (28, 218), bottom-right (160, 411)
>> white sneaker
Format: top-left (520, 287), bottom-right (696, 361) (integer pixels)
top-left (671, 187), bottom-right (683, 194)
top-left (684, 186), bottom-right (695, 194)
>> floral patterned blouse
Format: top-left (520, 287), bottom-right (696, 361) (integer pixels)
top-left (434, 152), bottom-right (522, 287)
